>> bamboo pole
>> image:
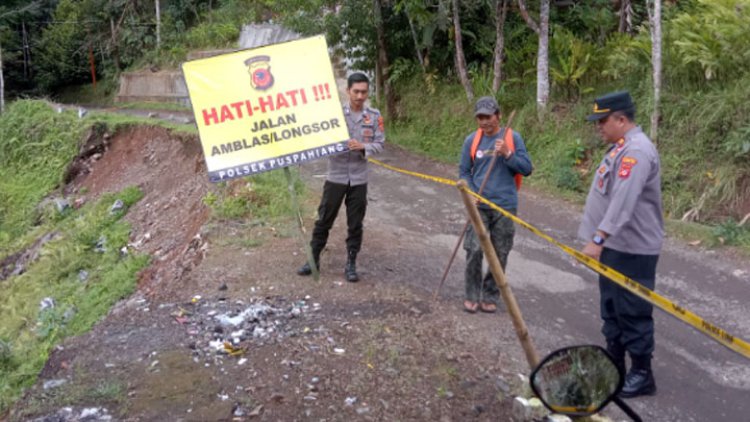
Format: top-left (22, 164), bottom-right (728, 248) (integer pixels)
top-left (457, 180), bottom-right (539, 369)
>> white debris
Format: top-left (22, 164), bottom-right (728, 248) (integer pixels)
top-left (544, 415), bottom-right (573, 422)
top-left (511, 396), bottom-right (547, 421)
top-left (216, 304), bottom-right (274, 327)
top-left (43, 379), bottom-right (67, 390)
top-left (40, 297), bottom-right (55, 310)
top-left (110, 199), bottom-right (124, 213)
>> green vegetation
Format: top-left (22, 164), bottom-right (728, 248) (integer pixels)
top-left (115, 101), bottom-right (191, 112)
top-left (201, 168), bottom-right (307, 250)
top-left (0, 101), bottom-right (86, 253)
top-left (203, 169), bottom-right (305, 221)
top-left (85, 110), bottom-right (198, 135)
top-left (383, 1), bottom-right (750, 251)
top-left (16, 377), bottom-right (127, 419)
top-left (0, 101), bottom-right (196, 259)
top-left (0, 187), bottom-right (149, 412)
top-left (0, 99), bottom-right (158, 412)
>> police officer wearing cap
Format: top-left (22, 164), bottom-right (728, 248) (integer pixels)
top-left (579, 91), bottom-right (664, 398)
top-left (297, 72), bottom-right (385, 282)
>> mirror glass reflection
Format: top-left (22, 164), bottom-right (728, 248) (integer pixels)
top-left (531, 346), bottom-right (620, 415)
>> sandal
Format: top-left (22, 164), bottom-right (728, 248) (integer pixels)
top-left (480, 302), bottom-right (497, 313)
top-left (463, 300), bottom-right (479, 313)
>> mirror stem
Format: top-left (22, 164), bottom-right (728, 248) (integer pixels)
top-left (612, 396), bottom-right (643, 422)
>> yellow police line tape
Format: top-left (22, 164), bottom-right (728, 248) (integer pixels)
top-left (369, 158), bottom-right (750, 360)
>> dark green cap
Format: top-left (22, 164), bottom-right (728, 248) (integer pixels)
top-left (586, 91), bottom-right (635, 121)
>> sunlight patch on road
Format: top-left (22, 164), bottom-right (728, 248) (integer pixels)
top-left (507, 251), bottom-right (586, 293)
top-left (659, 275), bottom-right (750, 338)
top-left (672, 345), bottom-right (750, 391)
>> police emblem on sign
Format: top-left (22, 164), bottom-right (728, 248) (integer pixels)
top-left (245, 55), bottom-right (274, 90)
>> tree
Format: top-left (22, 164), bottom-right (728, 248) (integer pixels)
top-left (395, 0), bottom-right (425, 71)
top-left (517, 0), bottom-right (550, 117)
top-left (647, 0), bottom-right (661, 142)
top-left (618, 0), bottom-right (634, 33)
top-left (0, 1), bottom-right (43, 113)
top-left (492, 0), bottom-right (509, 93)
top-left (0, 42), bottom-right (4, 114)
top-left (155, 0), bottom-right (161, 50)
top-left (452, 0), bottom-right (473, 102)
top-left (373, 0), bottom-right (396, 119)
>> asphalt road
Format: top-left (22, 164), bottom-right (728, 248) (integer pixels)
top-left (361, 144), bottom-right (750, 422)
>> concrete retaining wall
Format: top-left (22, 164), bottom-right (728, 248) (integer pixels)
top-left (115, 71), bottom-right (191, 106)
top-left (115, 24), bottom-right (308, 106)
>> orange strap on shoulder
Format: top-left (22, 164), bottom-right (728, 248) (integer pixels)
top-left (470, 128), bottom-right (522, 191)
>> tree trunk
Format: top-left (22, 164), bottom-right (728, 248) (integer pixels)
top-left (515, 0), bottom-right (548, 116)
top-left (110, 17), bottom-right (121, 70)
top-left (536, 0), bottom-right (550, 117)
top-left (517, 0), bottom-right (540, 34)
top-left (405, 8), bottom-right (425, 72)
top-left (375, 60), bottom-right (383, 106)
top-left (22, 21), bottom-right (31, 79)
top-left (452, 0), bottom-right (473, 102)
top-left (155, 0), bottom-right (161, 49)
top-left (618, 0), bottom-right (633, 33)
top-left (647, 0), bottom-right (661, 142)
top-left (0, 41), bottom-right (4, 114)
top-left (373, 0), bottom-right (395, 119)
top-left (492, 0), bottom-right (509, 93)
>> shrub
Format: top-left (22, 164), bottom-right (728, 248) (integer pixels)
top-left (671, 0), bottom-right (750, 81)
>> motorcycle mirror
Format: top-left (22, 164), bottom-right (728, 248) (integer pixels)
top-left (530, 345), bottom-right (623, 417)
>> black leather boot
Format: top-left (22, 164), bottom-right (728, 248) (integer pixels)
top-left (620, 355), bottom-right (656, 398)
top-left (344, 250), bottom-right (359, 282)
top-left (297, 250), bottom-right (320, 276)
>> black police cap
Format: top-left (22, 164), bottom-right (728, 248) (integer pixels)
top-left (586, 91), bottom-right (635, 122)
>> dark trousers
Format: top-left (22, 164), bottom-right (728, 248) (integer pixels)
top-left (310, 181), bottom-right (367, 255)
top-left (599, 247), bottom-right (659, 359)
top-left (463, 208), bottom-right (516, 304)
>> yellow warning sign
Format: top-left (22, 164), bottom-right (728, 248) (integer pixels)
top-left (182, 35), bottom-right (349, 182)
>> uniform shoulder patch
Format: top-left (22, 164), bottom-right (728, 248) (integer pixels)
top-left (618, 156), bottom-right (637, 179)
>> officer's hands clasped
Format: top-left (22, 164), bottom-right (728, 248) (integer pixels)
top-left (348, 138), bottom-right (365, 151)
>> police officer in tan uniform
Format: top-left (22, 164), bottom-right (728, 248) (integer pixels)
top-left (579, 91), bottom-right (663, 398)
top-left (297, 73), bottom-right (385, 282)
